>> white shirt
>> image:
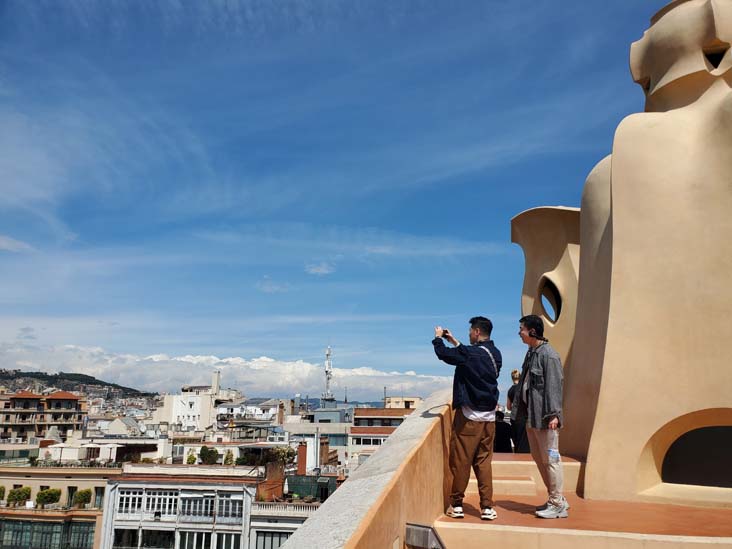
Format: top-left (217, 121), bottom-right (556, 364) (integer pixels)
top-left (461, 404), bottom-right (496, 422)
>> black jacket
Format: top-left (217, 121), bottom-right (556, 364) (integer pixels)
top-left (432, 338), bottom-right (502, 411)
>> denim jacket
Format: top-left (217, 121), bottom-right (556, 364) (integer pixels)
top-left (513, 342), bottom-right (563, 429)
top-left (432, 338), bottom-right (501, 412)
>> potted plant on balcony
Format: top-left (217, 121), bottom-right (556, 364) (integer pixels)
top-left (36, 488), bottom-right (61, 509)
top-left (7, 486), bottom-right (31, 507)
top-left (72, 488), bottom-right (92, 509)
top-left (0, 486), bottom-right (5, 504)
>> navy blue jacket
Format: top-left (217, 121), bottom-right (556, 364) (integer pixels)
top-left (432, 338), bottom-right (502, 411)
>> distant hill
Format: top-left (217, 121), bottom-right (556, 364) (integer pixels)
top-left (0, 369), bottom-right (155, 397)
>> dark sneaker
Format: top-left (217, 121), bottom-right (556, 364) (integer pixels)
top-left (535, 501), bottom-right (568, 519)
top-left (481, 507), bottom-right (498, 521)
top-left (447, 506), bottom-right (464, 519)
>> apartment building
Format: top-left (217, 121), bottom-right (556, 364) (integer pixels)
top-left (0, 465), bottom-right (123, 549)
top-left (349, 408), bottom-right (414, 462)
top-left (100, 465), bottom-right (318, 549)
top-left (0, 391), bottom-right (87, 443)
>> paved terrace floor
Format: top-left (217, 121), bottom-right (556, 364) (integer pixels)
top-left (436, 492), bottom-right (732, 538)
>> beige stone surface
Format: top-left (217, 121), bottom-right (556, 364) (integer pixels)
top-left (512, 0), bottom-right (732, 506)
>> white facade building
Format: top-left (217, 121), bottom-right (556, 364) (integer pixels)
top-left (152, 372), bottom-right (237, 433)
top-left (99, 465), bottom-right (317, 549)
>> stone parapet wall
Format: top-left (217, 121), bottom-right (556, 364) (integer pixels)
top-left (283, 388), bottom-right (453, 549)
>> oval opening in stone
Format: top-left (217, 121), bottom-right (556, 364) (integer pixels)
top-left (539, 277), bottom-right (562, 323)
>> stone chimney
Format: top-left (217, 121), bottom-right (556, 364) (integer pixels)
top-left (297, 442), bottom-right (307, 475)
top-left (211, 370), bottom-right (221, 395)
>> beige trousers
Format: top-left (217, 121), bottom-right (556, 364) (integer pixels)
top-left (526, 427), bottom-right (565, 506)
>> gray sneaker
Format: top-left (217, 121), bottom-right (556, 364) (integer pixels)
top-left (535, 501), bottom-right (568, 519)
top-left (536, 500), bottom-right (570, 512)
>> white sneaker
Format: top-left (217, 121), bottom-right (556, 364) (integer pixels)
top-left (481, 507), bottom-right (498, 521)
top-left (536, 499), bottom-right (570, 512)
top-left (535, 501), bottom-right (568, 519)
top-left (447, 505), bottom-right (464, 519)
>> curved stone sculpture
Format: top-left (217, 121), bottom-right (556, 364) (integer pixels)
top-left (512, 0), bottom-right (732, 506)
top-left (510, 207), bottom-right (580, 368)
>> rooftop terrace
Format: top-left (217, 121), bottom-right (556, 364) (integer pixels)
top-left (283, 389), bottom-right (732, 549)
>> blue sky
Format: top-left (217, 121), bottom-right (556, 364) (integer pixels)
top-left (0, 0), bottom-right (669, 400)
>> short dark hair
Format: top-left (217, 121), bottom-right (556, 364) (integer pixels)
top-left (469, 316), bottom-right (493, 337)
top-left (519, 314), bottom-right (547, 341)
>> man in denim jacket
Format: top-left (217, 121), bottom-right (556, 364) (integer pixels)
top-left (514, 314), bottom-right (569, 519)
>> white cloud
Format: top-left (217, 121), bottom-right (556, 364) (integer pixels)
top-left (0, 342), bottom-right (451, 401)
top-left (305, 261), bottom-right (335, 276)
top-left (0, 235), bottom-right (32, 253)
top-left (255, 275), bottom-right (291, 294)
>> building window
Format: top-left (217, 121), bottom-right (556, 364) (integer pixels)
top-left (113, 529), bottom-right (138, 549)
top-left (2, 521), bottom-right (31, 548)
top-left (217, 494), bottom-right (243, 518)
top-left (144, 490), bottom-right (178, 515)
top-left (216, 533), bottom-right (240, 549)
top-left (179, 531), bottom-right (211, 549)
top-left (94, 487), bottom-right (105, 509)
top-left (37, 523), bottom-right (63, 549)
top-left (117, 489), bottom-right (143, 514)
top-left (141, 530), bottom-right (174, 549)
top-left (255, 532), bottom-right (290, 549)
top-left (67, 522), bottom-right (94, 549)
top-left (181, 496), bottom-right (214, 517)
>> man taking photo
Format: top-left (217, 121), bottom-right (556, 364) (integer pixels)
top-left (433, 316), bottom-right (501, 521)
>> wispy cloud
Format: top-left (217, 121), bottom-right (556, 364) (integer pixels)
top-left (195, 224), bottom-right (510, 261)
top-left (305, 261), bottom-right (335, 276)
top-left (255, 276), bottom-right (291, 294)
top-left (0, 235), bottom-right (32, 252)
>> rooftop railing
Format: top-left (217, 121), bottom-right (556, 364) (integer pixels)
top-left (251, 502), bottom-right (320, 517)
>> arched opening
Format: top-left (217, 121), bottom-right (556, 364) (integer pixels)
top-left (539, 277), bottom-right (562, 323)
top-left (662, 426), bottom-right (732, 488)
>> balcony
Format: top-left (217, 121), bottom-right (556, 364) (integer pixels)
top-left (251, 502), bottom-right (320, 518)
top-left (178, 513), bottom-right (214, 524)
top-left (215, 514), bottom-right (243, 525)
top-left (115, 511), bottom-right (142, 521)
top-left (141, 511), bottom-right (177, 522)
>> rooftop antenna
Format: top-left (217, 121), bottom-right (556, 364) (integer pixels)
top-left (321, 346), bottom-right (336, 408)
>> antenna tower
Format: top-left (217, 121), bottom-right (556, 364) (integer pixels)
top-left (321, 346), bottom-right (336, 407)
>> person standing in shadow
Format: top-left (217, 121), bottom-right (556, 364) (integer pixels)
top-left (506, 368), bottom-right (530, 453)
